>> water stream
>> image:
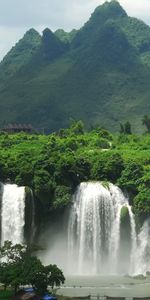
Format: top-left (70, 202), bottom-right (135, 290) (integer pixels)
top-left (68, 182), bottom-right (137, 275)
top-left (1, 184), bottom-right (25, 245)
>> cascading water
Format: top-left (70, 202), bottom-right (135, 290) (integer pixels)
top-left (134, 219), bottom-right (150, 274)
top-left (1, 180), bottom-right (149, 275)
top-left (30, 190), bottom-right (36, 241)
top-left (68, 182), bottom-right (136, 275)
top-left (1, 184), bottom-right (25, 245)
top-left (128, 205), bottom-right (137, 274)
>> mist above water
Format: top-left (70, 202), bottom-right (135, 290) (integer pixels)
top-left (134, 219), bottom-right (150, 274)
top-left (68, 182), bottom-right (136, 275)
top-left (0, 181), bottom-right (150, 277)
top-left (37, 182), bottom-right (150, 276)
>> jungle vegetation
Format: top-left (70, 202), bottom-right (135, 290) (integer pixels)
top-left (0, 241), bottom-right (65, 296)
top-left (0, 121), bottom-right (150, 223)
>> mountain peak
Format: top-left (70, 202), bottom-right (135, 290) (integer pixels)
top-left (24, 28), bottom-right (41, 39)
top-left (41, 28), bottom-right (67, 61)
top-left (55, 29), bottom-right (78, 44)
top-left (71, 0), bottom-right (127, 49)
top-left (0, 28), bottom-right (41, 79)
top-left (0, 1), bottom-right (150, 133)
top-left (93, 0), bottom-right (127, 19)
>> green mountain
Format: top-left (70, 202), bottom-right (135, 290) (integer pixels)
top-left (0, 0), bottom-right (150, 132)
top-left (55, 29), bottom-right (77, 44)
top-left (0, 29), bottom-right (42, 82)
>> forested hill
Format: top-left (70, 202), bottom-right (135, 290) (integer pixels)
top-left (1, 0), bottom-right (150, 132)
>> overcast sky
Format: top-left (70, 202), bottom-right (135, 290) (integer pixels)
top-left (0, 0), bottom-right (150, 61)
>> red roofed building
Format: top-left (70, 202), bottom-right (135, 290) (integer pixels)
top-left (2, 123), bottom-right (33, 133)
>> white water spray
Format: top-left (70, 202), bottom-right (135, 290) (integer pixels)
top-left (134, 219), bottom-right (150, 274)
top-left (68, 182), bottom-right (136, 275)
top-left (1, 184), bottom-right (25, 245)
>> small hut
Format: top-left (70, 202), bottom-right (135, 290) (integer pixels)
top-left (2, 123), bottom-right (33, 134)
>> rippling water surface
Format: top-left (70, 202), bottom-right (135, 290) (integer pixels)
top-left (57, 276), bottom-right (150, 298)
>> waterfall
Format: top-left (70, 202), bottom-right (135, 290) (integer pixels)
top-left (1, 184), bottom-right (25, 245)
top-left (68, 182), bottom-right (136, 275)
top-left (30, 190), bottom-right (36, 241)
top-left (134, 219), bottom-right (150, 274)
top-left (128, 205), bottom-right (137, 274)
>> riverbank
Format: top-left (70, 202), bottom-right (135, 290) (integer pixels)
top-left (1, 289), bottom-right (150, 300)
top-left (0, 289), bottom-right (89, 300)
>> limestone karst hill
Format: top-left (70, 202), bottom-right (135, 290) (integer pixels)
top-left (1, 0), bottom-right (150, 132)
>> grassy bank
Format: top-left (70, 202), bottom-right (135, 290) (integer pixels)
top-left (0, 290), bottom-right (13, 300)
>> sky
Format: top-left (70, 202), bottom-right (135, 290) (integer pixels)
top-left (0, 0), bottom-right (150, 60)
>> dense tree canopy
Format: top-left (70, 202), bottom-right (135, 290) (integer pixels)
top-left (0, 241), bottom-right (65, 296)
top-left (0, 122), bottom-right (149, 221)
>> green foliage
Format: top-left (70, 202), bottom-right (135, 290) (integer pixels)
top-left (101, 181), bottom-right (109, 189)
top-left (0, 241), bottom-right (65, 296)
top-left (118, 161), bottom-right (144, 194)
top-left (0, 29), bottom-right (41, 80)
top-left (97, 128), bottom-right (113, 140)
top-left (0, 2), bottom-right (150, 132)
top-left (55, 29), bottom-right (77, 44)
top-left (15, 163), bottom-right (34, 186)
top-left (119, 16), bottom-right (150, 53)
top-left (42, 28), bottom-right (66, 61)
top-left (120, 122), bottom-right (132, 134)
top-left (0, 290), bottom-right (13, 300)
top-left (0, 242), bottom-right (27, 294)
top-left (120, 206), bottom-right (130, 225)
top-left (69, 120), bottom-right (85, 135)
top-left (134, 187), bottom-right (150, 216)
top-left (91, 153), bottom-right (124, 182)
top-left (0, 241), bottom-right (26, 263)
top-left (33, 170), bottom-right (55, 209)
top-left (0, 126), bottom-right (149, 217)
top-left (53, 185), bottom-right (72, 209)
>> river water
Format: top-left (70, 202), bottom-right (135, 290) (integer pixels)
top-left (57, 276), bottom-right (150, 298)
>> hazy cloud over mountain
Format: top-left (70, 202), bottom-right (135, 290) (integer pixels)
top-left (0, 0), bottom-right (150, 60)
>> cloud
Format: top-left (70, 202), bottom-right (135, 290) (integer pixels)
top-left (121, 0), bottom-right (150, 23)
top-left (0, 0), bottom-right (150, 60)
top-left (0, 0), bottom-right (150, 30)
top-left (0, 0), bottom-right (104, 30)
top-left (0, 26), bottom-right (27, 61)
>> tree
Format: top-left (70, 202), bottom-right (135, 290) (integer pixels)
top-left (70, 120), bottom-right (85, 135)
top-left (31, 264), bottom-right (65, 295)
top-left (118, 161), bottom-right (144, 195)
top-left (0, 241), bottom-right (65, 296)
top-left (124, 121), bottom-right (132, 134)
top-left (0, 241), bottom-right (26, 263)
top-left (119, 123), bottom-right (125, 134)
top-left (91, 152), bottom-right (124, 182)
top-left (119, 121), bottom-right (132, 134)
top-left (45, 264), bottom-right (65, 289)
top-left (134, 187), bottom-right (150, 216)
top-left (142, 115), bottom-right (150, 132)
